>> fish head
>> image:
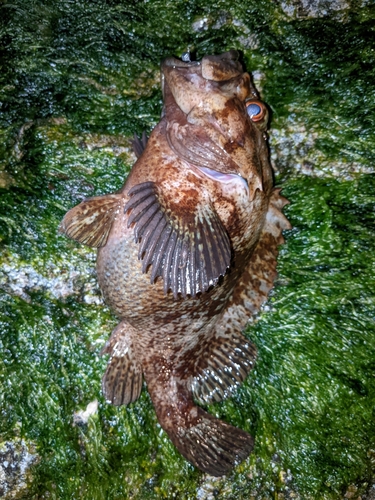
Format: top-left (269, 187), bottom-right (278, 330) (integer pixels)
top-left (161, 49), bottom-right (268, 137)
top-left (161, 50), bottom-right (271, 199)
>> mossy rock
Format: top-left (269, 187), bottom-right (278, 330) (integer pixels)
top-left (0, 1), bottom-right (374, 498)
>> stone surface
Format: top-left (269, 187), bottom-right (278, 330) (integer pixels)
top-left (0, 441), bottom-right (37, 499)
top-left (0, 1), bottom-right (374, 498)
top-left (280, 0), bottom-right (350, 18)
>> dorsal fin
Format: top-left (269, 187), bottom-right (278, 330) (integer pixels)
top-left (191, 188), bottom-right (290, 404)
top-left (59, 193), bottom-right (122, 248)
top-left (217, 187), bottom-right (291, 324)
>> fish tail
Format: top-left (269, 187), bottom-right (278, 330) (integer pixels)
top-left (145, 373), bottom-right (254, 476)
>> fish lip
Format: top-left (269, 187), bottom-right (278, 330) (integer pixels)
top-left (162, 51), bottom-right (240, 69)
top-left (162, 56), bottom-right (200, 69)
top-left (193, 165), bottom-right (250, 197)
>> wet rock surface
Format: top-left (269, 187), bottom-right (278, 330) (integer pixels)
top-left (0, 1), bottom-right (374, 498)
top-left (0, 441), bottom-right (37, 499)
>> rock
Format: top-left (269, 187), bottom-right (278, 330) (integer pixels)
top-left (0, 441), bottom-right (38, 499)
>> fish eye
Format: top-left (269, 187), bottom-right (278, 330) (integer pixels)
top-left (245, 99), bottom-right (266, 122)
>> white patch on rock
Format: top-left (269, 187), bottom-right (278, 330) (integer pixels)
top-left (196, 475), bottom-right (223, 500)
top-left (233, 18), bottom-right (260, 50)
top-left (0, 252), bottom-right (104, 304)
top-left (280, 0), bottom-right (350, 19)
top-left (251, 70), bottom-right (266, 93)
top-left (192, 17), bottom-right (209, 32)
top-left (0, 441), bottom-right (37, 499)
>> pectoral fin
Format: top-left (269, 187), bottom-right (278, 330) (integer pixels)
top-left (59, 193), bottom-right (122, 248)
top-left (124, 181), bottom-right (231, 298)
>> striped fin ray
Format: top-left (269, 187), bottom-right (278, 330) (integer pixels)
top-left (102, 351), bottom-right (142, 406)
top-left (101, 322), bottom-right (142, 406)
top-left (191, 331), bottom-right (257, 405)
top-left (131, 131), bottom-right (148, 159)
top-left (124, 182), bottom-right (231, 299)
top-left (175, 407), bottom-right (254, 476)
top-left (229, 187), bottom-right (292, 319)
top-left (59, 193), bottom-right (122, 248)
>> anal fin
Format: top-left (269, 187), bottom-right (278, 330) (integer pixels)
top-left (101, 322), bottom-right (142, 406)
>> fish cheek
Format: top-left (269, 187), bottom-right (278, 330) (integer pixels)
top-left (220, 98), bottom-right (249, 141)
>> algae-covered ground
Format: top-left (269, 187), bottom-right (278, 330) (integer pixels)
top-left (1, 1), bottom-right (375, 498)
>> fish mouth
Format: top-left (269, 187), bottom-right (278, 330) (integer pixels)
top-left (195, 166), bottom-right (249, 196)
top-left (162, 50), bottom-right (242, 81)
top-left (162, 56), bottom-right (200, 69)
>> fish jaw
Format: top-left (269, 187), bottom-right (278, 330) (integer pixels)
top-left (197, 166), bottom-right (249, 194)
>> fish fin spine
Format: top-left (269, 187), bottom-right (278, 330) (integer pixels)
top-left (131, 131), bottom-right (148, 159)
top-left (222, 187), bottom-right (291, 325)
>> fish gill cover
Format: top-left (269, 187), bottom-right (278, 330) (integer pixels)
top-left (0, 0), bottom-right (375, 498)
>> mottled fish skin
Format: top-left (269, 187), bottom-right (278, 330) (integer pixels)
top-left (60, 50), bottom-right (291, 476)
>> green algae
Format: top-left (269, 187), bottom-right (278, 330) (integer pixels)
top-left (1, 1), bottom-right (375, 498)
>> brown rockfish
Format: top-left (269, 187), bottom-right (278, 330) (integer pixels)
top-left (60, 50), bottom-right (291, 476)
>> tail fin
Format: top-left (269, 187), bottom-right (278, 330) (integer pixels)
top-left (172, 406), bottom-right (254, 476)
top-left (146, 375), bottom-right (254, 476)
